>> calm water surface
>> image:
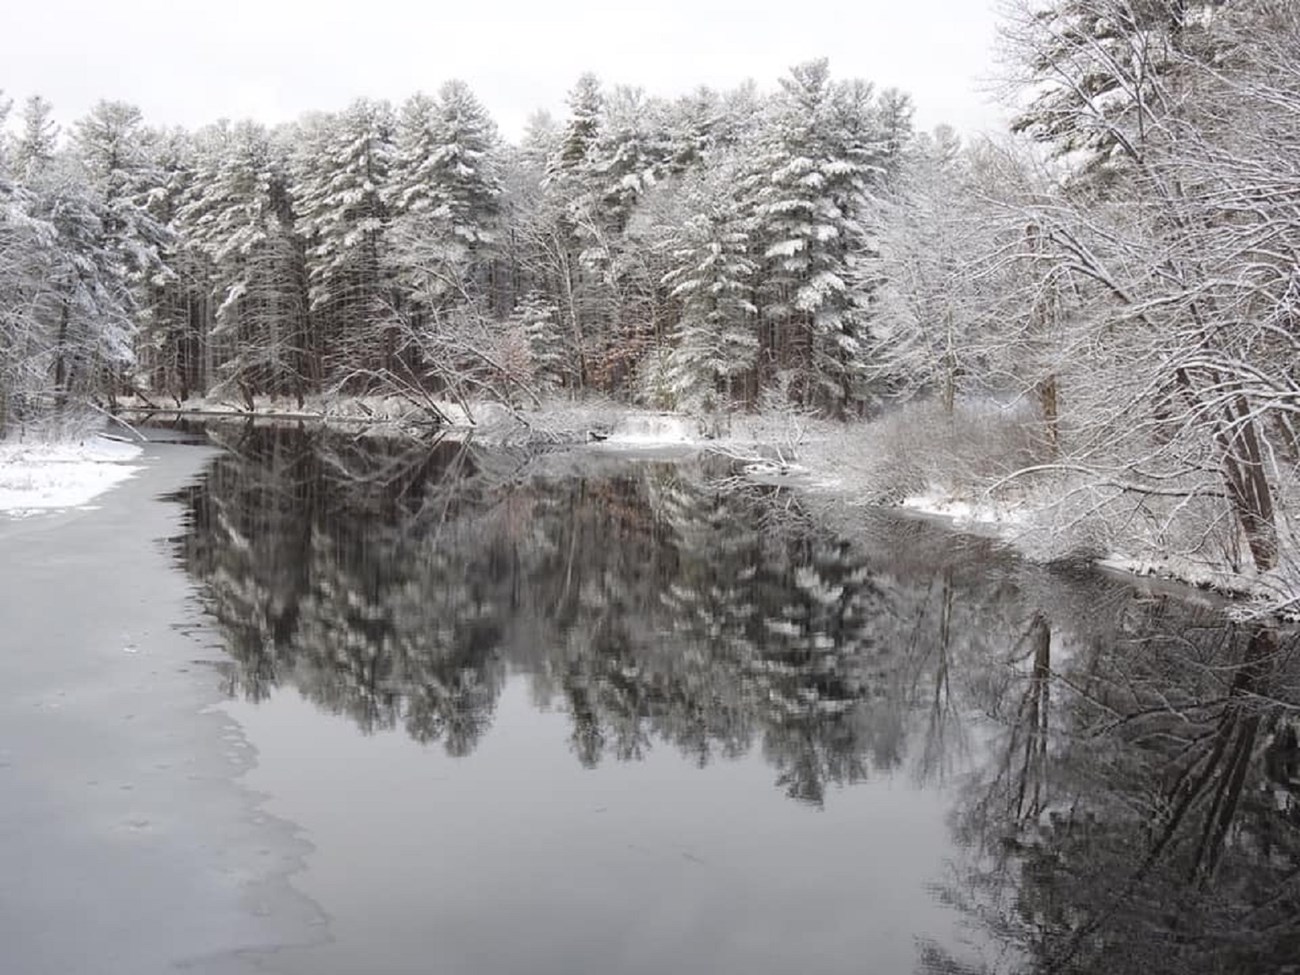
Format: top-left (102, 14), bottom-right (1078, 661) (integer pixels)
top-left (170, 425), bottom-right (1300, 975)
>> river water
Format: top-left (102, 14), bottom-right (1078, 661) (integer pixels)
top-left (167, 423), bottom-right (1299, 975)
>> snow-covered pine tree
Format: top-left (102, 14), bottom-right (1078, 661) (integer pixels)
top-left (132, 124), bottom-right (205, 401)
top-left (873, 87), bottom-right (915, 178)
top-left (386, 80), bottom-right (501, 312)
top-left (743, 60), bottom-right (892, 413)
top-left (548, 73), bottom-right (603, 179)
top-left (573, 87), bottom-right (674, 392)
top-left (3, 150), bottom-right (137, 427)
top-left (15, 96), bottom-right (58, 181)
top-left (66, 100), bottom-right (171, 406)
top-left (387, 92), bottom-right (441, 219)
top-left (662, 163), bottom-right (758, 413)
top-left (291, 99), bottom-right (394, 385)
top-left (426, 80), bottom-right (501, 252)
top-left (585, 87), bottom-right (668, 244)
top-left (535, 74), bottom-right (611, 391)
top-left (178, 120), bottom-right (306, 405)
top-left (513, 290), bottom-right (569, 390)
top-left (71, 100), bottom-right (171, 281)
top-left (662, 87), bottom-right (720, 177)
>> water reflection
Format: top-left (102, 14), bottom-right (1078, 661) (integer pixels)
top-left (932, 610), bottom-right (1300, 975)
top-left (172, 424), bottom-right (1023, 804)
top-left (171, 424), bottom-right (1299, 972)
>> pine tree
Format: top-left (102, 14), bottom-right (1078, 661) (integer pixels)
top-left (586, 86), bottom-right (667, 243)
top-left (387, 92), bottom-right (442, 218)
top-left (291, 99), bottom-right (394, 383)
top-left (548, 73), bottom-right (603, 178)
top-left (134, 125), bottom-right (205, 401)
top-left (390, 81), bottom-right (501, 295)
top-left (3, 153), bottom-right (137, 425)
top-left (744, 60), bottom-right (888, 412)
top-left (64, 100), bottom-right (171, 405)
top-left (15, 96), bottom-right (58, 181)
top-left (662, 164), bottom-right (758, 412)
top-left (514, 291), bottom-right (568, 389)
top-left (71, 100), bottom-right (170, 271)
top-left (663, 87), bottom-right (720, 176)
top-left (386, 80), bottom-right (502, 331)
top-left (425, 80), bottom-right (501, 250)
top-left (179, 120), bottom-right (305, 404)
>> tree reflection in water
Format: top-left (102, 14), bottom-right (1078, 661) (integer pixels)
top-left (170, 423), bottom-right (1299, 971)
top-left (931, 602), bottom-right (1300, 975)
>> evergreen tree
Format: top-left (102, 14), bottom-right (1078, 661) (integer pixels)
top-left (63, 100), bottom-right (171, 404)
top-left (179, 121), bottom-right (305, 404)
top-left (662, 164), bottom-right (758, 412)
top-left (386, 92), bottom-right (442, 219)
top-left (514, 290), bottom-right (569, 389)
top-left (744, 60), bottom-right (887, 411)
top-left (387, 80), bottom-right (501, 305)
top-left (15, 96), bottom-right (58, 181)
top-left (291, 99), bottom-right (394, 382)
top-left (548, 73), bottom-right (603, 178)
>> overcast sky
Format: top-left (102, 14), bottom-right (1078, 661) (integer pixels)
top-left (6, 0), bottom-right (1008, 141)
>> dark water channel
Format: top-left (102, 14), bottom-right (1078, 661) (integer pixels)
top-left (170, 424), bottom-right (1300, 975)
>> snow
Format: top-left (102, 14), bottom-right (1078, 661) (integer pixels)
top-left (900, 487), bottom-right (1031, 528)
top-left (601, 413), bottom-right (698, 447)
top-left (0, 436), bottom-right (144, 516)
top-left (1096, 553), bottom-right (1288, 612)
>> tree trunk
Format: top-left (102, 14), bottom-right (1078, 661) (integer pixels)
top-left (1218, 400), bottom-right (1278, 572)
top-left (1037, 374), bottom-right (1059, 456)
top-left (53, 298), bottom-right (71, 411)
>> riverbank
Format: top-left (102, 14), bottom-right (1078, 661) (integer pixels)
top-left (726, 407), bottom-right (1300, 618)
top-left (0, 435), bottom-right (144, 516)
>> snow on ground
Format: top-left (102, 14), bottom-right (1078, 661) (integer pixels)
top-left (901, 484), bottom-right (1298, 611)
top-left (900, 487), bottom-right (1033, 529)
top-left (1097, 552), bottom-right (1300, 617)
top-left (0, 436), bottom-right (144, 516)
top-left (601, 413), bottom-right (698, 446)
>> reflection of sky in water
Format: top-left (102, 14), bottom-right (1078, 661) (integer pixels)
top-left (227, 683), bottom-right (973, 975)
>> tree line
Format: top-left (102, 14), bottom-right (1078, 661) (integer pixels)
top-left (0, 62), bottom-right (913, 426)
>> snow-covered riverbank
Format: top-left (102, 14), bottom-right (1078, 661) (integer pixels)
top-left (0, 436), bottom-right (144, 516)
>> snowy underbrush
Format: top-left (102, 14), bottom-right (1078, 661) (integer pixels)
top-left (874, 406), bottom-right (1300, 612)
top-left (0, 425), bottom-right (144, 516)
top-left (991, 474), bottom-right (1300, 613)
top-left (428, 395), bottom-right (704, 449)
top-left (715, 398), bottom-right (1048, 499)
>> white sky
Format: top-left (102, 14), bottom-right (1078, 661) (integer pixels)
top-left (5, 0), bottom-right (1008, 142)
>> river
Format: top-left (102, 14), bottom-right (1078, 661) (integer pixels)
top-left (5, 422), bottom-right (1298, 974)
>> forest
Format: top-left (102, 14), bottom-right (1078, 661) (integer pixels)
top-left (2, 0), bottom-right (1300, 599)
